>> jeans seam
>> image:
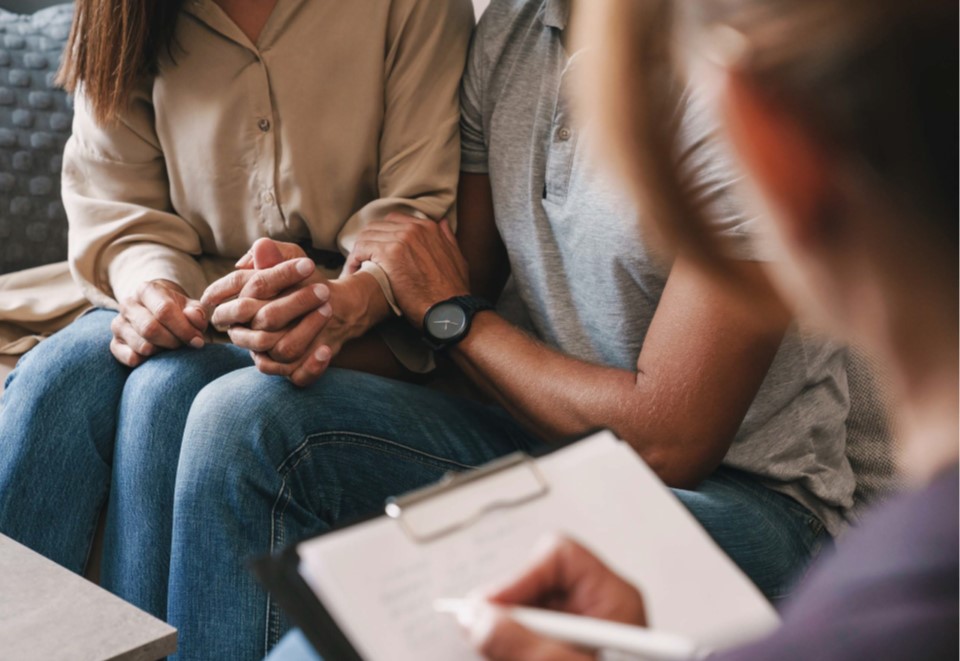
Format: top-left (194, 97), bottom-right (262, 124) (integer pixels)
top-left (265, 432), bottom-right (480, 653)
top-left (277, 431), bottom-right (479, 477)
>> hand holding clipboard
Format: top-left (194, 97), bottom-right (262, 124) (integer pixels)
top-left (253, 431), bottom-right (777, 660)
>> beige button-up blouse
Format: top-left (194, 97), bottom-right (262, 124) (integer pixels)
top-left (0, 0), bottom-right (472, 359)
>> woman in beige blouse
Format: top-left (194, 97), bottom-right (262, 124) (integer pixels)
top-left (0, 0), bottom-right (472, 641)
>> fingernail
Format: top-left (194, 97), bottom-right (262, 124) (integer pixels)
top-left (312, 284), bottom-right (328, 300)
top-left (318, 302), bottom-right (333, 317)
top-left (296, 259), bottom-right (314, 276)
top-left (188, 305), bottom-right (206, 321)
top-left (314, 346), bottom-right (332, 362)
top-left (190, 337), bottom-right (205, 349)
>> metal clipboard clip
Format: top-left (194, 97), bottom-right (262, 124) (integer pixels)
top-left (384, 452), bottom-right (550, 544)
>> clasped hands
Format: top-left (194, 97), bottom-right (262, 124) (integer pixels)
top-left (110, 213), bottom-right (470, 384)
top-left (201, 238), bottom-right (377, 387)
top-left (207, 212), bottom-right (472, 374)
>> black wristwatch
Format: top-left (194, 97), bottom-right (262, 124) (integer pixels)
top-left (422, 295), bottom-right (494, 350)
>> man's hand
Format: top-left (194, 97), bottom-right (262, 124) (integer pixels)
top-left (465, 536), bottom-right (647, 661)
top-left (110, 279), bottom-right (207, 367)
top-left (345, 213), bottom-right (470, 327)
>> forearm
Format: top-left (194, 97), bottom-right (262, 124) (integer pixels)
top-left (451, 314), bottom-right (650, 449)
top-left (451, 313), bottom-right (752, 488)
top-left (450, 259), bottom-right (789, 487)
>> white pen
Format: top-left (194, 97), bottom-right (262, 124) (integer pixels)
top-left (435, 598), bottom-right (711, 661)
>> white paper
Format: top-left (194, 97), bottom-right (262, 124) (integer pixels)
top-left (296, 431), bottom-right (778, 660)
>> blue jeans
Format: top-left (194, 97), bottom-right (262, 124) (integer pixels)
top-left (0, 309), bottom-right (252, 619)
top-left (169, 367), bottom-right (828, 661)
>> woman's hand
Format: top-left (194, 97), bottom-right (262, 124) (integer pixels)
top-left (345, 214), bottom-right (470, 327)
top-left (203, 238), bottom-right (391, 387)
top-left (466, 536), bottom-right (647, 661)
top-left (234, 273), bottom-right (390, 386)
top-left (110, 279), bottom-right (208, 367)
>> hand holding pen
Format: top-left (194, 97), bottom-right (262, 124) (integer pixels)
top-left (441, 535), bottom-right (706, 661)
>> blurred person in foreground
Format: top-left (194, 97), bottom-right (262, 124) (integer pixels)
top-left (464, 0), bottom-right (958, 659)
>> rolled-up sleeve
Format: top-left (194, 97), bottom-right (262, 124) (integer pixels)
top-left (336, 0), bottom-right (474, 253)
top-left (335, 0), bottom-right (474, 372)
top-left (62, 86), bottom-right (205, 307)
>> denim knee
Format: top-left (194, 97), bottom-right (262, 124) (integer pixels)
top-left (6, 310), bottom-right (120, 394)
top-left (1, 310), bottom-right (126, 462)
top-left (176, 369), bottom-right (289, 492)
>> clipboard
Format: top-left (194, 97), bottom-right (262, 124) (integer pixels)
top-left (252, 431), bottom-right (779, 661)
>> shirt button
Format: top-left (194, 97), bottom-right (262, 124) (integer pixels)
top-left (261, 191), bottom-right (275, 205)
top-left (557, 127), bottom-right (572, 141)
top-left (258, 118), bottom-right (271, 132)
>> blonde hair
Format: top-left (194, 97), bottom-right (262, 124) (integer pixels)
top-left (578, 0), bottom-right (957, 267)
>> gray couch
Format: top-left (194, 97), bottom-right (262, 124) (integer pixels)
top-left (0, 3), bottom-right (899, 516)
top-left (0, 2), bottom-right (72, 274)
top-left (0, 2), bottom-right (74, 385)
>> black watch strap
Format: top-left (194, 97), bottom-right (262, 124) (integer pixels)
top-left (448, 295), bottom-right (494, 317)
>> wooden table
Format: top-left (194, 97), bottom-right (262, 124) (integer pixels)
top-left (0, 534), bottom-right (177, 660)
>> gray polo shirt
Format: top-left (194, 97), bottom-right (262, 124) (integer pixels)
top-left (460, 0), bottom-right (855, 534)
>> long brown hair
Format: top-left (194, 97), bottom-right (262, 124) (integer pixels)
top-left (57, 0), bottom-right (186, 125)
top-left (579, 0), bottom-right (958, 268)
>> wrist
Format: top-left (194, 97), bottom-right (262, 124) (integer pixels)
top-left (450, 308), bottom-right (495, 355)
top-left (330, 272), bottom-right (391, 337)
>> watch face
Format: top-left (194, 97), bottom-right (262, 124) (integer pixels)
top-left (426, 302), bottom-right (469, 341)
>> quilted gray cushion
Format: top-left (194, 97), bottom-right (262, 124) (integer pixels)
top-left (0, 3), bottom-right (73, 275)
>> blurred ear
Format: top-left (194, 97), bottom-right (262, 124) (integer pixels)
top-left (721, 72), bottom-right (835, 247)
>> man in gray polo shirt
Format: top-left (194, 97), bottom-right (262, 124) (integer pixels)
top-left (348, 0), bottom-right (854, 577)
top-left (171, 0), bottom-right (855, 655)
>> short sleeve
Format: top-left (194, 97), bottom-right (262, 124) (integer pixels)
top-left (459, 21), bottom-right (488, 174)
top-left (676, 91), bottom-right (772, 262)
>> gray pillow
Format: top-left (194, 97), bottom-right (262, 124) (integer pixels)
top-left (0, 3), bottom-right (73, 275)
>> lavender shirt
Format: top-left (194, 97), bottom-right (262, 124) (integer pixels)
top-left (718, 464), bottom-right (959, 660)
